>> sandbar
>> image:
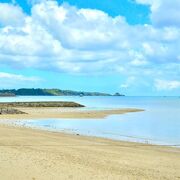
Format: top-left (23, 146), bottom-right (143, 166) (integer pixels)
top-left (0, 107), bottom-right (143, 119)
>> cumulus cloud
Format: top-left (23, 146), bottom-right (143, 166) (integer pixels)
top-left (0, 72), bottom-right (41, 88)
top-left (0, 0), bottom-right (180, 92)
top-left (120, 76), bottom-right (136, 89)
top-left (136, 0), bottom-right (180, 27)
top-left (0, 3), bottom-right (26, 26)
top-left (0, 72), bottom-right (39, 81)
top-left (155, 79), bottom-right (180, 91)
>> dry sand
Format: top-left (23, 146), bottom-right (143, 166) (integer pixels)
top-left (0, 124), bottom-right (180, 180)
top-left (0, 107), bottom-right (143, 119)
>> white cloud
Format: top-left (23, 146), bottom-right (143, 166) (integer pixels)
top-left (0, 72), bottom-right (41, 88)
top-left (121, 76), bottom-right (136, 89)
top-left (155, 79), bottom-right (180, 91)
top-left (136, 0), bottom-right (180, 27)
top-left (0, 72), bottom-right (39, 81)
top-left (0, 1), bottom-right (179, 92)
top-left (0, 3), bottom-right (26, 26)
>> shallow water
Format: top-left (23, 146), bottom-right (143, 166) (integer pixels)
top-left (0, 96), bottom-right (180, 145)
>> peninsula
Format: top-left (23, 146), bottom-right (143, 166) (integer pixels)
top-left (0, 88), bottom-right (124, 96)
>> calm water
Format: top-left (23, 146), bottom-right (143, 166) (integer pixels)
top-left (0, 96), bottom-right (180, 145)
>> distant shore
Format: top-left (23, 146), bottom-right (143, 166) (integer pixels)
top-left (0, 88), bottom-right (125, 96)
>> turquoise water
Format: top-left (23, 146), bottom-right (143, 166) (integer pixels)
top-left (0, 96), bottom-right (180, 145)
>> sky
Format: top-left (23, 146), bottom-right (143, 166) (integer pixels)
top-left (0, 0), bottom-right (180, 96)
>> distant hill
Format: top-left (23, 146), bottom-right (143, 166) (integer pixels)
top-left (0, 88), bottom-right (124, 96)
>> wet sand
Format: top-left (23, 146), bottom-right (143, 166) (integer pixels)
top-left (0, 124), bottom-right (180, 180)
top-left (0, 107), bottom-right (143, 119)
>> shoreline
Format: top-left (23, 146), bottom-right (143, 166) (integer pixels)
top-left (1, 120), bottom-right (179, 148)
top-left (1, 122), bottom-right (180, 148)
top-left (0, 123), bottom-right (180, 179)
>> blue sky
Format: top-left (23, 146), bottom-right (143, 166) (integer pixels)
top-left (0, 0), bottom-right (180, 95)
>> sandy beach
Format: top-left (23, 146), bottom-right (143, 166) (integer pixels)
top-left (0, 106), bottom-right (179, 179)
top-left (0, 124), bottom-right (180, 180)
top-left (0, 107), bottom-right (143, 119)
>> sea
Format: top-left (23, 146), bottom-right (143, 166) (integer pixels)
top-left (0, 96), bottom-right (180, 146)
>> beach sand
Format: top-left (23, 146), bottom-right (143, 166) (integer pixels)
top-left (0, 124), bottom-right (180, 180)
top-left (0, 107), bottom-right (143, 119)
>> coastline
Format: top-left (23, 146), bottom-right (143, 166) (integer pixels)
top-left (0, 124), bottom-right (180, 180)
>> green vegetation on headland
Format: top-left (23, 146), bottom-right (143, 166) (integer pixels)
top-left (0, 88), bottom-right (124, 96)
